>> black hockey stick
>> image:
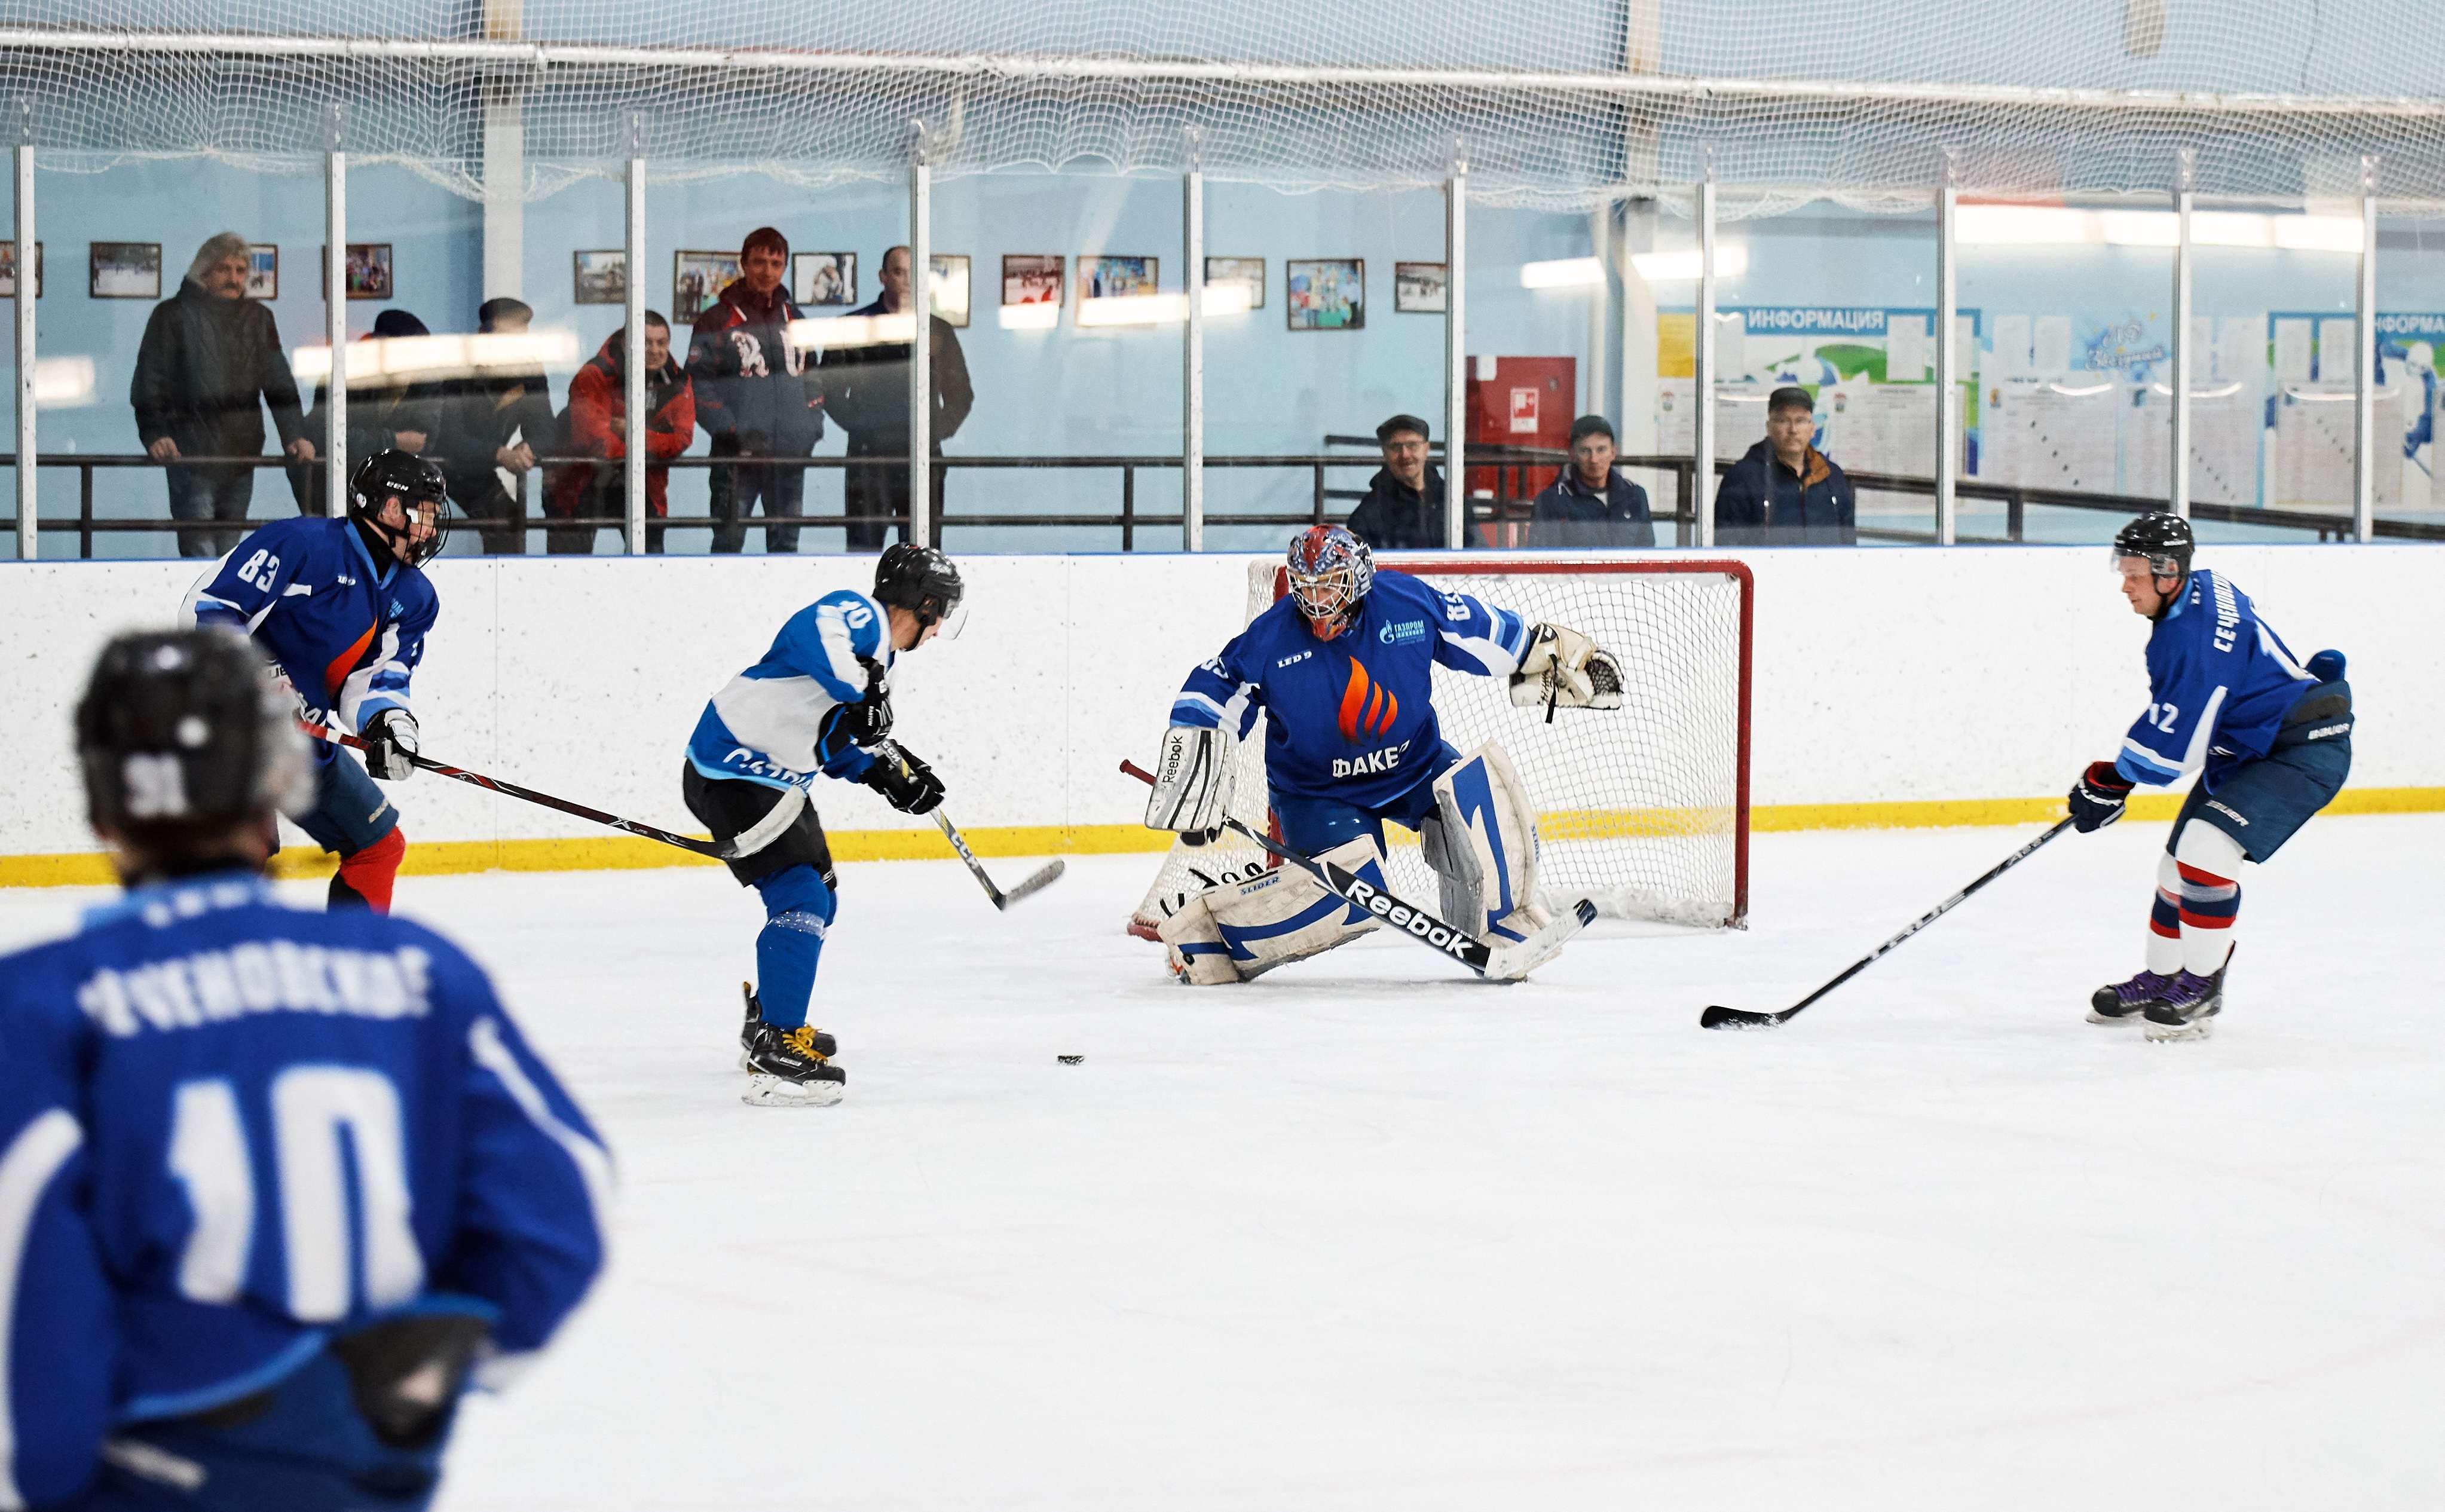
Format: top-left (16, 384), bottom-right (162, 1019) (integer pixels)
top-left (879, 746), bottom-right (1066, 910)
top-left (1700, 818), bottom-right (2074, 1031)
top-left (1121, 758), bottom-right (1595, 981)
top-left (302, 723), bottom-right (732, 860)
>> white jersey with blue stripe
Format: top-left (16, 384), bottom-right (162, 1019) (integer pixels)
top-left (1170, 571), bottom-right (1532, 808)
top-left (2115, 568), bottom-right (2318, 790)
top-left (687, 589), bottom-right (892, 791)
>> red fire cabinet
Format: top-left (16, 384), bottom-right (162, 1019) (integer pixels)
top-left (1463, 356), bottom-right (1576, 546)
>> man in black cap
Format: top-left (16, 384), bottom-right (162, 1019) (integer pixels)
top-left (1344, 413), bottom-right (1480, 550)
top-left (1528, 415), bottom-right (1655, 549)
top-left (1714, 385), bottom-right (1856, 546)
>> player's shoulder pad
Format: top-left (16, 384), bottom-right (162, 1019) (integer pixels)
top-left (813, 587), bottom-right (890, 658)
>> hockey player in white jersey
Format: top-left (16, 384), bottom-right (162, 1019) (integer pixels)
top-left (683, 544), bottom-right (962, 1104)
top-left (1141, 525), bottom-right (1623, 983)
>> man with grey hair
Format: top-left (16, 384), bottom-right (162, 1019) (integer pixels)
top-left (131, 231), bottom-right (315, 557)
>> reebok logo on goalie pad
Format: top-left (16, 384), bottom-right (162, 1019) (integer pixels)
top-left (1341, 876), bottom-right (1472, 961)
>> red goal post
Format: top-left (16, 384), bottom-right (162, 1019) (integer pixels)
top-left (1128, 556), bottom-right (1752, 938)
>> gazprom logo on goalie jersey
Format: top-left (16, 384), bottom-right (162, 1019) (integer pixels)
top-left (1337, 658), bottom-right (1400, 743)
top-left (1377, 619), bottom-right (1427, 647)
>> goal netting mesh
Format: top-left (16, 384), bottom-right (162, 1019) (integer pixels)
top-left (1129, 558), bottom-right (1749, 940)
top-left (1, 1), bottom-right (2441, 212)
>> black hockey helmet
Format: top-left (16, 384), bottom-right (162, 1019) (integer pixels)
top-left (349, 448), bottom-right (450, 569)
top-left (873, 543), bottom-right (964, 630)
top-left (2111, 511), bottom-right (2195, 582)
top-left (76, 628), bottom-right (312, 856)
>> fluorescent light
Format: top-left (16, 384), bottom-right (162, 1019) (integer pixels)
top-left (1958, 203), bottom-right (2364, 252)
top-left (1629, 244), bottom-right (1750, 281)
top-left (1520, 256), bottom-right (1604, 289)
top-left (1078, 292), bottom-right (1182, 327)
top-left (1956, 204), bottom-right (2101, 244)
top-left (997, 302), bottom-right (1059, 331)
top-left (2272, 215), bottom-right (2364, 252)
top-left (33, 355), bottom-right (94, 407)
top-left (787, 312), bottom-right (914, 351)
top-left (290, 330), bottom-right (580, 384)
top-left (2098, 210), bottom-right (2176, 246)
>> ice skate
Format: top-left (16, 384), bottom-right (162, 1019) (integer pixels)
top-left (742, 1020), bottom-right (847, 1106)
top-left (738, 982), bottom-right (833, 1070)
top-left (2142, 958), bottom-right (2227, 1043)
top-left (2088, 968), bottom-right (2177, 1024)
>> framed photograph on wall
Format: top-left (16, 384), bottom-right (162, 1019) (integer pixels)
top-left (792, 251), bottom-right (856, 308)
top-left (320, 244), bottom-right (393, 301)
top-left (1394, 261), bottom-right (1446, 314)
top-left (244, 244), bottom-right (278, 300)
top-left (1286, 258), bottom-right (1364, 330)
top-left (90, 241), bottom-right (162, 300)
top-left (1002, 254), bottom-right (1064, 307)
top-left (929, 253), bottom-right (969, 328)
top-left (1203, 256), bottom-right (1263, 311)
top-left (673, 250), bottom-right (742, 322)
top-left (1079, 255), bottom-right (1157, 303)
top-left (572, 249), bottom-right (628, 305)
top-left (0, 241), bottom-right (42, 299)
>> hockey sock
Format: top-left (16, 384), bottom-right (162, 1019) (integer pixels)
top-left (2144, 851), bottom-right (2184, 976)
top-left (330, 828), bottom-right (406, 913)
top-left (751, 864), bottom-right (837, 1032)
top-left (2171, 823), bottom-right (2246, 976)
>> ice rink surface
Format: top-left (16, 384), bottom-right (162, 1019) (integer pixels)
top-left (5, 815), bottom-right (2441, 1510)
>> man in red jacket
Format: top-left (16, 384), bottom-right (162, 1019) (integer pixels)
top-left (547, 311), bottom-right (696, 553)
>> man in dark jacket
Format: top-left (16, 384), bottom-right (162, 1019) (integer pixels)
top-left (1715, 385), bottom-right (1856, 546)
top-left (1344, 413), bottom-right (1479, 550)
top-left (287, 308), bottom-right (442, 516)
top-left (688, 226), bottom-right (824, 553)
top-left (1529, 414), bottom-right (1655, 549)
top-left (819, 243), bottom-right (974, 549)
top-left (547, 314), bottom-right (696, 554)
top-left (430, 297), bottom-right (557, 555)
top-left (130, 232), bottom-right (315, 557)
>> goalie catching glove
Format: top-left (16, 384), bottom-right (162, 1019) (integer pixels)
top-left (1508, 623), bottom-right (1623, 711)
top-left (1143, 726), bottom-right (1234, 841)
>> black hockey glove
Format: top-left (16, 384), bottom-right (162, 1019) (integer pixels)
top-left (862, 742), bottom-right (944, 816)
top-left (363, 709), bottom-right (420, 782)
top-left (820, 657), bottom-right (895, 758)
top-left (2067, 760), bottom-right (2134, 833)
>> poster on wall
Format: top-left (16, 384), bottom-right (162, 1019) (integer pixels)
top-left (319, 244), bottom-right (393, 301)
top-left (0, 241), bottom-right (42, 298)
top-left (1394, 261), bottom-right (1446, 313)
top-left (1287, 258), bottom-right (1363, 330)
top-left (1003, 255), bottom-right (1063, 307)
top-left (791, 251), bottom-right (855, 307)
top-left (1080, 255), bottom-right (1156, 302)
top-left (244, 244), bottom-right (277, 300)
top-left (2124, 381), bottom-right (2262, 508)
top-left (1980, 379), bottom-right (2119, 494)
top-left (90, 241), bottom-right (162, 299)
top-left (929, 253), bottom-right (970, 328)
top-left (571, 250), bottom-right (626, 305)
top-left (1204, 256), bottom-right (1263, 311)
top-left (1658, 306), bottom-right (1979, 473)
top-left (672, 250), bottom-right (741, 322)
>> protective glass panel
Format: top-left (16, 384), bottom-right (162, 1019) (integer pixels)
top-left (2376, 212), bottom-right (2445, 538)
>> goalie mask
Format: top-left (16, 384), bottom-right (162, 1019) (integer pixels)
top-left (1286, 525), bottom-right (1374, 642)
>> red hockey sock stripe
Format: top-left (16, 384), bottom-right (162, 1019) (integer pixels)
top-left (336, 828), bottom-right (406, 913)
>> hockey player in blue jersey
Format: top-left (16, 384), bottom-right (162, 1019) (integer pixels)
top-left (182, 449), bottom-right (449, 913)
top-left (2067, 513), bottom-right (2354, 1040)
top-left (0, 628), bottom-right (607, 1511)
top-left (1142, 525), bottom-right (1624, 983)
top-left (684, 543), bottom-right (963, 1106)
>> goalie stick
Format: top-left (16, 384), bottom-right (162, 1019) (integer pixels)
top-left (1700, 818), bottom-right (2073, 1030)
top-left (302, 721), bottom-right (732, 859)
top-left (880, 749), bottom-right (1066, 910)
top-left (1121, 758), bottom-right (1594, 982)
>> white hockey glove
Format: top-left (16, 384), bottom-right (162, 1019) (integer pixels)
top-left (1508, 623), bottom-right (1624, 712)
top-left (1143, 726), bottom-right (1234, 840)
top-left (363, 709), bottom-right (420, 782)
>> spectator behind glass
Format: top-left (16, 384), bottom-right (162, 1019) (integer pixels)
top-left (430, 297), bottom-right (557, 555)
top-left (1715, 385), bottom-right (1856, 546)
top-left (287, 308), bottom-right (439, 516)
top-left (686, 226), bottom-right (824, 554)
top-left (819, 243), bottom-right (974, 549)
top-left (546, 313), bottom-right (694, 555)
top-left (130, 232), bottom-right (315, 558)
top-left (1528, 415), bottom-right (1655, 549)
top-left (1344, 414), bottom-right (1480, 550)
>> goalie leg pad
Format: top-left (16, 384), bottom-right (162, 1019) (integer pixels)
top-left (1158, 838), bottom-right (1384, 983)
top-left (1427, 743), bottom-right (1548, 942)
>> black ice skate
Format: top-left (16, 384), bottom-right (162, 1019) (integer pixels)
top-left (738, 982), bottom-right (834, 1070)
top-left (2089, 968), bottom-right (2177, 1024)
top-left (2142, 956), bottom-right (2228, 1043)
top-left (742, 1020), bottom-right (847, 1107)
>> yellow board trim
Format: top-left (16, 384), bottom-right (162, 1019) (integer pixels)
top-left (4, 787), bottom-right (2440, 890)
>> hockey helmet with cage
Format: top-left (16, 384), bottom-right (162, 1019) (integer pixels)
top-left (873, 543), bottom-right (965, 633)
top-left (348, 449), bottom-right (450, 569)
top-left (2110, 511), bottom-right (2195, 583)
top-left (76, 628), bottom-right (312, 859)
top-left (1286, 525), bottom-right (1374, 641)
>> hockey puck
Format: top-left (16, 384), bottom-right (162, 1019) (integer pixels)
top-left (1057, 1054), bottom-right (1084, 1065)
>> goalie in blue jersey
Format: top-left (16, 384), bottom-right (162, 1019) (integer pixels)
top-left (1142, 525), bottom-right (1624, 983)
top-left (0, 629), bottom-right (607, 1511)
top-left (2067, 513), bottom-right (2355, 1041)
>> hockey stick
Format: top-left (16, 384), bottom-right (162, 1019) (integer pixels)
top-left (1121, 759), bottom-right (1595, 981)
top-left (877, 747), bottom-right (1066, 909)
top-left (1700, 818), bottom-right (2074, 1031)
top-left (301, 723), bottom-right (732, 860)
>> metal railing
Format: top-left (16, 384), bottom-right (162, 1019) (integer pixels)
top-left (4, 447), bottom-right (2441, 556)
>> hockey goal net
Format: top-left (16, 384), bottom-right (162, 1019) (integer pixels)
top-left (1129, 558), bottom-right (1751, 938)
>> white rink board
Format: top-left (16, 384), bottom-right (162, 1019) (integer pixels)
top-left (0, 545), bottom-right (2435, 859)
